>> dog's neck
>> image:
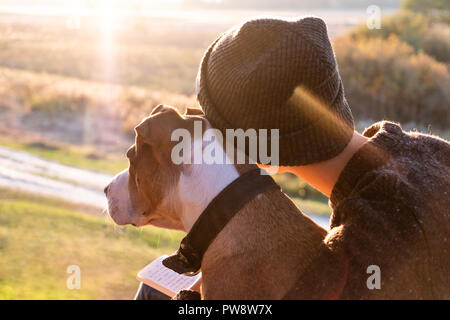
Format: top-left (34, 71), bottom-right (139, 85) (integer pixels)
top-left (176, 137), bottom-right (240, 232)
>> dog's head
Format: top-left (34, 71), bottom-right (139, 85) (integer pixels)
top-left (105, 105), bottom-right (205, 230)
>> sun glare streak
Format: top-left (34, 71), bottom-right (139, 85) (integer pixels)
top-left (289, 85), bottom-right (389, 160)
top-left (83, 0), bottom-right (119, 146)
top-left (99, 0), bottom-right (117, 95)
top-left (288, 86), bottom-right (340, 129)
top-left (100, 0), bottom-right (117, 33)
top-left (98, 0), bottom-right (118, 81)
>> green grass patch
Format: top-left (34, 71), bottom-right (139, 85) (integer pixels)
top-left (0, 188), bottom-right (183, 300)
top-left (0, 139), bottom-right (128, 175)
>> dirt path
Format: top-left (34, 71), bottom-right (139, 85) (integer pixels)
top-left (0, 145), bottom-right (330, 228)
top-left (0, 145), bottom-right (111, 208)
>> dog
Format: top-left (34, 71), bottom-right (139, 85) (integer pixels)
top-left (105, 105), bottom-right (327, 299)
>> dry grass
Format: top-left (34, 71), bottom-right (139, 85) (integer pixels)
top-left (0, 20), bottom-right (218, 94)
top-left (0, 67), bottom-right (197, 151)
top-left (0, 66), bottom-right (196, 127)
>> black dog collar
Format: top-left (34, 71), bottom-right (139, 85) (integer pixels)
top-left (162, 168), bottom-right (280, 275)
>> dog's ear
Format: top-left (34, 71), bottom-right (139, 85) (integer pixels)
top-left (134, 105), bottom-right (192, 165)
top-left (135, 105), bottom-right (185, 146)
top-left (150, 104), bottom-right (166, 115)
top-left (185, 107), bottom-right (204, 117)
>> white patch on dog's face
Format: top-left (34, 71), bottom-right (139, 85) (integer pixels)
top-left (177, 122), bottom-right (239, 232)
top-left (106, 169), bottom-right (141, 226)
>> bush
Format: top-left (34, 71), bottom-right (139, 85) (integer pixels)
top-left (349, 10), bottom-right (450, 63)
top-left (422, 24), bottom-right (450, 63)
top-left (334, 35), bottom-right (450, 129)
top-left (402, 0), bottom-right (450, 11)
top-left (402, 0), bottom-right (450, 23)
top-left (349, 11), bottom-right (430, 50)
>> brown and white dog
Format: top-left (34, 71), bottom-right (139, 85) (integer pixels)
top-left (105, 105), bottom-right (327, 299)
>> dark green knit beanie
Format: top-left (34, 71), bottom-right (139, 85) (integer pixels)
top-left (196, 16), bottom-right (354, 166)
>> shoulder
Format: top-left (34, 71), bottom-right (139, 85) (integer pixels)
top-left (326, 121), bottom-right (450, 298)
top-left (331, 121), bottom-right (450, 210)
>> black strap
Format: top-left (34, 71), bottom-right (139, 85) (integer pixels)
top-left (162, 168), bottom-right (280, 275)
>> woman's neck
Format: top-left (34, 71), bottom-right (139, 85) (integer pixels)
top-left (282, 131), bottom-right (368, 197)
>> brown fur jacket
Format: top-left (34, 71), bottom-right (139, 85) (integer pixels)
top-left (284, 121), bottom-right (450, 299)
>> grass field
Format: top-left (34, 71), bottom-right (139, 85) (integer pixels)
top-left (0, 19), bottom-right (213, 95)
top-left (0, 188), bottom-right (329, 300)
top-left (0, 188), bottom-right (183, 300)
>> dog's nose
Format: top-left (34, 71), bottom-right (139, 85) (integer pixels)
top-left (104, 184), bottom-right (110, 195)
